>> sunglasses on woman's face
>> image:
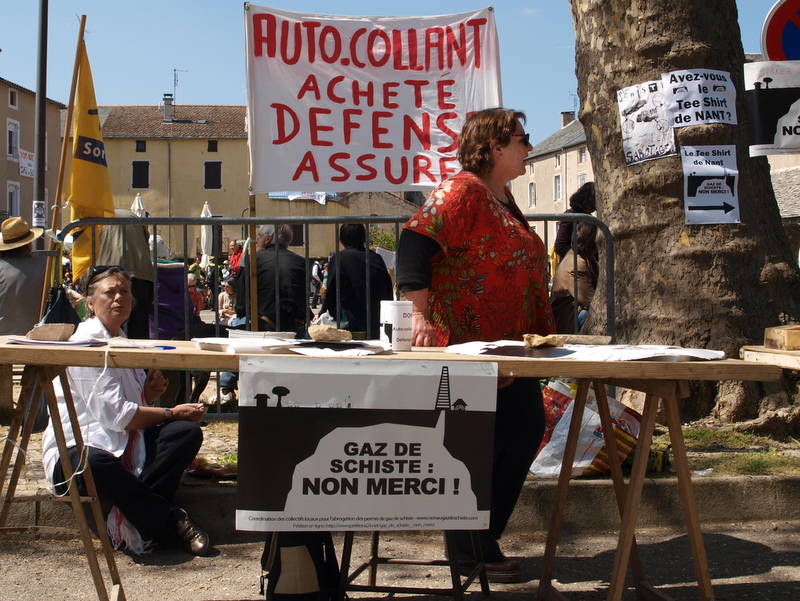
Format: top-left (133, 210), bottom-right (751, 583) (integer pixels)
top-left (511, 133), bottom-right (530, 146)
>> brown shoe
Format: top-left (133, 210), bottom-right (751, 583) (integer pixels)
top-left (460, 558), bottom-right (522, 583)
top-left (174, 509), bottom-right (210, 556)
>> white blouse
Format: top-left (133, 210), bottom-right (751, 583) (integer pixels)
top-left (42, 317), bottom-right (147, 483)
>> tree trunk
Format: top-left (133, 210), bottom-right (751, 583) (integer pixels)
top-left (569, 0), bottom-right (800, 433)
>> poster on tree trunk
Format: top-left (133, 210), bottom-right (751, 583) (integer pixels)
top-left (235, 356), bottom-right (497, 531)
top-left (681, 145), bottom-right (740, 225)
top-left (616, 80), bottom-right (676, 165)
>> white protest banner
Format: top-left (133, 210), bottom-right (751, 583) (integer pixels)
top-left (662, 69), bottom-right (737, 127)
top-left (244, 4), bottom-right (501, 193)
top-left (18, 149), bottom-right (35, 178)
top-left (681, 145), bottom-right (740, 225)
top-left (235, 357), bottom-right (497, 531)
top-left (745, 60), bottom-right (800, 156)
top-left (616, 80), bottom-right (676, 165)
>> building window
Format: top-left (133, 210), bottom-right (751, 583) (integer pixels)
top-left (579, 147), bottom-right (587, 163)
top-left (529, 162), bottom-right (535, 175)
top-left (290, 224), bottom-right (305, 247)
top-left (7, 181), bottom-right (20, 216)
top-left (204, 161), bottom-right (222, 189)
top-left (208, 140), bottom-right (218, 152)
top-left (528, 182), bottom-right (536, 208)
top-left (8, 89), bottom-right (18, 109)
top-left (7, 119), bottom-right (20, 159)
top-left (554, 175), bottom-right (562, 202)
top-left (135, 140), bottom-right (147, 152)
top-left (578, 173), bottom-right (587, 187)
top-left (132, 161), bottom-right (150, 189)
top-left (554, 153), bottom-right (561, 168)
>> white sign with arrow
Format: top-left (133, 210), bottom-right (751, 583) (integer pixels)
top-left (681, 145), bottom-right (740, 225)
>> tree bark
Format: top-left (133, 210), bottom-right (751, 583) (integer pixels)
top-left (569, 0), bottom-right (800, 431)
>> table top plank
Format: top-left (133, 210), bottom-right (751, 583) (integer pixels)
top-left (0, 338), bottom-right (783, 382)
top-left (741, 345), bottom-right (800, 371)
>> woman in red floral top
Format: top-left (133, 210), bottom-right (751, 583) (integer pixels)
top-left (397, 108), bottom-right (553, 583)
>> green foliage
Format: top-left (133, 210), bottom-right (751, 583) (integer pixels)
top-left (369, 226), bottom-right (397, 251)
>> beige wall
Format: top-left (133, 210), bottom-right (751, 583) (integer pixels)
top-left (1, 81), bottom-right (63, 227)
top-left (511, 144), bottom-right (594, 247)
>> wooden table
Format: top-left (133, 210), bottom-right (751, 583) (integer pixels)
top-left (0, 338), bottom-right (783, 601)
top-left (740, 345), bottom-right (800, 370)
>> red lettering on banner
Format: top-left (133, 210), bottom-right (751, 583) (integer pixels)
top-left (328, 76), bottom-right (346, 103)
top-left (385, 156), bottom-right (409, 184)
top-left (352, 81), bottom-right (375, 107)
top-left (404, 80), bottom-right (430, 109)
top-left (252, 14), bottom-right (490, 73)
top-left (271, 104), bottom-right (300, 143)
top-left (367, 30), bottom-right (392, 68)
top-left (251, 14), bottom-right (275, 57)
top-left (293, 151), bottom-right (320, 181)
top-left (372, 112), bottom-right (393, 149)
top-left (356, 154), bottom-right (378, 180)
top-left (330, 152), bottom-right (350, 181)
top-left (402, 113), bottom-right (431, 151)
top-left (297, 75), bottom-right (321, 101)
top-left (343, 109), bottom-right (362, 144)
top-left (425, 28), bottom-right (446, 70)
top-left (413, 155), bottom-right (436, 184)
top-left (445, 25), bottom-right (466, 69)
top-left (309, 108), bottom-right (334, 146)
top-left (349, 29), bottom-right (367, 68)
top-left (383, 82), bottom-right (400, 109)
top-left (281, 20), bottom-right (302, 65)
top-left (439, 156), bottom-right (458, 179)
top-left (319, 26), bottom-right (341, 63)
top-left (467, 19), bottom-right (486, 68)
top-left (301, 21), bottom-right (321, 63)
top-left (437, 80), bottom-right (456, 110)
top-left (436, 112), bottom-right (459, 152)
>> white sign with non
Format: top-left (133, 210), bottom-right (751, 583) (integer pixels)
top-left (681, 145), bottom-right (740, 225)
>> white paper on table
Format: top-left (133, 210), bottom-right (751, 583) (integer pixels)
top-left (445, 341), bottom-right (725, 361)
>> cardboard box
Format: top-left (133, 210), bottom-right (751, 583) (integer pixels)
top-left (764, 325), bottom-right (800, 350)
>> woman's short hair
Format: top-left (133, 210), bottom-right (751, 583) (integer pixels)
top-left (569, 182), bottom-right (596, 213)
top-left (85, 266), bottom-right (133, 315)
top-left (457, 108), bottom-right (526, 176)
top-left (339, 223), bottom-right (366, 249)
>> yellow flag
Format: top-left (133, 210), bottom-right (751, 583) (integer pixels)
top-left (66, 42), bottom-right (116, 281)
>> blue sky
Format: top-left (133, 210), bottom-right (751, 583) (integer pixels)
top-left (0, 0), bottom-right (773, 144)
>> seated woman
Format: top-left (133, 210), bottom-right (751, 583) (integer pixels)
top-left (41, 266), bottom-right (210, 555)
top-left (217, 278), bottom-right (237, 326)
top-left (549, 221), bottom-right (599, 334)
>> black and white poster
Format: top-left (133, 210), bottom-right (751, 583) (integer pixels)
top-left (745, 60), bottom-right (800, 156)
top-left (662, 68), bottom-right (737, 128)
top-left (616, 80), bottom-right (676, 165)
top-left (235, 357), bottom-right (497, 532)
top-left (681, 145), bottom-right (740, 225)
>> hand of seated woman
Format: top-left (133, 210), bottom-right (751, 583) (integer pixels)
top-left (144, 369), bottom-right (168, 405)
top-left (173, 403), bottom-right (206, 422)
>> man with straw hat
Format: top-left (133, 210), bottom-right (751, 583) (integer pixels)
top-left (0, 216), bottom-right (47, 335)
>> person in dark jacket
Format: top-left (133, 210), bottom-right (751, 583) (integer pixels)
top-left (233, 224), bottom-right (308, 337)
top-left (554, 181), bottom-right (596, 261)
top-left (319, 223), bottom-right (394, 338)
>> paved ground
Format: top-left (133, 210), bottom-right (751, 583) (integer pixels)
top-left (1, 521), bottom-right (799, 600)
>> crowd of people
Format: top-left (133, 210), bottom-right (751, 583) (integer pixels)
top-left (0, 107), bottom-right (600, 578)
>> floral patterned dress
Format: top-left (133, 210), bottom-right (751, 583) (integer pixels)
top-left (404, 171), bottom-right (554, 346)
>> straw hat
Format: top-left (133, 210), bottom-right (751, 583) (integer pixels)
top-left (0, 217), bottom-right (44, 251)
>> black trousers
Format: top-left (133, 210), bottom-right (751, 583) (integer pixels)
top-left (53, 420), bottom-right (203, 541)
top-left (457, 377), bottom-right (545, 562)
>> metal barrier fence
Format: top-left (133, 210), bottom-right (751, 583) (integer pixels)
top-left (56, 213), bottom-right (614, 410)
